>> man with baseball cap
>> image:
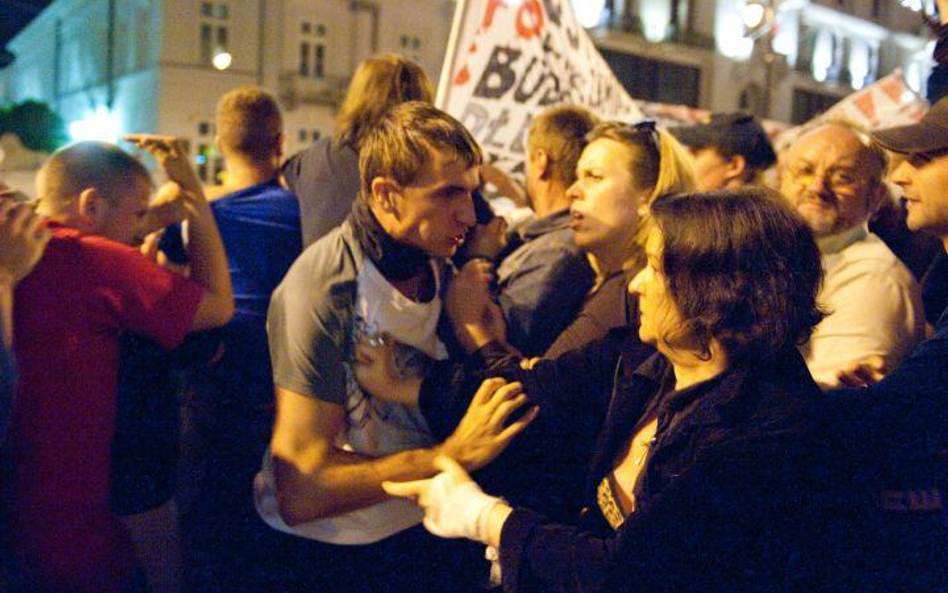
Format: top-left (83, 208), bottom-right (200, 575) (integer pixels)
top-left (828, 98), bottom-right (948, 591)
top-left (671, 111), bottom-right (777, 191)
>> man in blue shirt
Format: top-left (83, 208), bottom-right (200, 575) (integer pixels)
top-left (176, 86), bottom-right (302, 591)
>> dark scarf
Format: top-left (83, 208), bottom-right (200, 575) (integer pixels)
top-left (349, 198), bottom-right (430, 281)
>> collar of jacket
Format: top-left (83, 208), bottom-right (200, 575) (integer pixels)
top-left (516, 208), bottom-right (574, 242)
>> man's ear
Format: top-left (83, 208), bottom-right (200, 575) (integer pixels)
top-left (723, 154), bottom-right (748, 184)
top-left (77, 187), bottom-right (108, 231)
top-left (532, 149), bottom-right (551, 180)
top-left (275, 132), bottom-right (285, 161)
top-left (370, 177), bottom-right (400, 216)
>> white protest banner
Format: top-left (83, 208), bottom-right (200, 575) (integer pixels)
top-left (773, 69), bottom-right (928, 151)
top-left (438, 0), bottom-right (645, 178)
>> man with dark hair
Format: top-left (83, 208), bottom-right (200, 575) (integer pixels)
top-left (256, 101), bottom-right (532, 591)
top-left (5, 139), bottom-right (232, 593)
top-left (779, 121), bottom-right (923, 389)
top-left (670, 111), bottom-right (776, 191)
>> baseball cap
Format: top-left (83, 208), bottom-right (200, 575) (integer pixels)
top-left (671, 111), bottom-right (777, 169)
top-left (871, 96), bottom-right (948, 156)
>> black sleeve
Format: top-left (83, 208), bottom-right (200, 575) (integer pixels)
top-left (420, 329), bottom-right (641, 520)
top-left (420, 329), bottom-right (632, 441)
top-left (499, 437), bottom-right (874, 593)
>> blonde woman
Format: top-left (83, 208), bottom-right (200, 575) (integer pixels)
top-left (541, 121), bottom-right (694, 356)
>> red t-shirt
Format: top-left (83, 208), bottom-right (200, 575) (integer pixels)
top-left (5, 224), bottom-right (204, 593)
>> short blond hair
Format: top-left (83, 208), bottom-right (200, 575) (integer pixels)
top-left (527, 105), bottom-right (598, 188)
top-left (359, 102), bottom-right (481, 201)
top-left (39, 141), bottom-right (150, 207)
top-left (216, 86), bottom-right (283, 162)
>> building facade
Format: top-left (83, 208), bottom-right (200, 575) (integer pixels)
top-left (592, 0), bottom-right (935, 123)
top-left (0, 0), bottom-right (455, 185)
top-left (0, 0), bottom-right (937, 189)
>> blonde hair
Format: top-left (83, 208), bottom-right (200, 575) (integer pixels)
top-left (335, 54), bottom-right (434, 150)
top-left (216, 86), bottom-right (283, 162)
top-left (585, 122), bottom-right (695, 269)
top-left (358, 102), bottom-right (482, 201)
top-left (527, 105), bottom-right (598, 188)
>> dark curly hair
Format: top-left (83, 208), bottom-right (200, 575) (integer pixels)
top-left (648, 187), bottom-right (825, 363)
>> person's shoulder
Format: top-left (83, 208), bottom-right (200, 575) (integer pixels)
top-left (279, 222), bottom-right (360, 295)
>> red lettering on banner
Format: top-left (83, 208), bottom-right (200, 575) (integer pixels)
top-left (853, 92), bottom-right (877, 126)
top-left (482, 0), bottom-right (505, 30)
top-left (516, 0), bottom-right (544, 39)
top-left (455, 65), bottom-right (471, 86)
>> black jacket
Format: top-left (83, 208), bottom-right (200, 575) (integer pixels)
top-left (422, 342), bottom-right (883, 593)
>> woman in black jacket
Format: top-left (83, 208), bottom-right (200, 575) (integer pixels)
top-left (372, 188), bottom-right (884, 592)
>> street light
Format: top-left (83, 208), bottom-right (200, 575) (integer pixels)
top-left (212, 50), bottom-right (232, 70)
top-left (741, 2), bottom-right (768, 31)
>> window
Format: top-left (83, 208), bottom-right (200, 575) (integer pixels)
top-left (299, 130), bottom-right (307, 142)
top-left (315, 45), bottom-right (325, 79)
top-left (200, 24), bottom-right (212, 63)
top-left (299, 22), bottom-right (327, 80)
top-left (198, 121), bottom-right (210, 135)
top-left (400, 34), bottom-right (421, 51)
top-left (198, 143), bottom-right (209, 181)
top-left (312, 130), bottom-right (321, 141)
top-left (299, 42), bottom-right (310, 76)
top-left (198, 2), bottom-right (230, 65)
top-left (792, 88), bottom-right (840, 124)
top-left (599, 48), bottom-right (701, 106)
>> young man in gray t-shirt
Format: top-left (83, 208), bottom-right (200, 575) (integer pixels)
top-left (257, 102), bottom-right (534, 591)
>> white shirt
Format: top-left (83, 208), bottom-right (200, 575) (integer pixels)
top-left (799, 226), bottom-right (924, 390)
top-left (255, 260), bottom-right (447, 544)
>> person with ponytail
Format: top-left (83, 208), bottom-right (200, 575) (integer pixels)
top-left (282, 54), bottom-right (435, 246)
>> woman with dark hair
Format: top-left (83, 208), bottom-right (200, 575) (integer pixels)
top-left (360, 188), bottom-right (882, 592)
top-left (282, 54), bottom-right (434, 246)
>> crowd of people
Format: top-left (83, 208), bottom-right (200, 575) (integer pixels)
top-left (0, 51), bottom-right (946, 593)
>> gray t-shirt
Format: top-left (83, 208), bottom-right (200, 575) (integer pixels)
top-left (259, 221), bottom-right (449, 544)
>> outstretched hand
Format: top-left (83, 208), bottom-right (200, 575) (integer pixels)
top-left (124, 134), bottom-right (204, 196)
top-left (441, 378), bottom-right (538, 472)
top-left (383, 455), bottom-right (508, 544)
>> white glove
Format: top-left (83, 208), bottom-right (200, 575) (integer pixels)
top-left (383, 456), bottom-right (503, 544)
